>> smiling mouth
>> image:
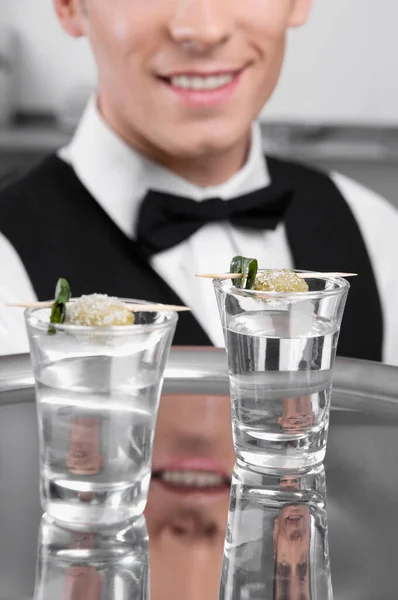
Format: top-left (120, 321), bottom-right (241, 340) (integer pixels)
top-left (152, 469), bottom-right (231, 493)
top-left (159, 70), bottom-right (242, 92)
top-left (285, 515), bottom-right (303, 527)
top-left (70, 451), bottom-right (88, 459)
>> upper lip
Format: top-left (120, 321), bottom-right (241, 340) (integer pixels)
top-left (158, 67), bottom-right (244, 79)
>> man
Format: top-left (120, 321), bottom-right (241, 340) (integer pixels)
top-left (0, 0), bottom-right (397, 361)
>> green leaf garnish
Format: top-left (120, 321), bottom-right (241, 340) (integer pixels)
top-left (230, 256), bottom-right (258, 290)
top-left (55, 278), bottom-right (71, 305)
top-left (49, 278), bottom-right (72, 334)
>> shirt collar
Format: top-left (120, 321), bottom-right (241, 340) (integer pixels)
top-left (60, 96), bottom-right (270, 240)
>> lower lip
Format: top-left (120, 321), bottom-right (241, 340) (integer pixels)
top-left (161, 72), bottom-right (242, 108)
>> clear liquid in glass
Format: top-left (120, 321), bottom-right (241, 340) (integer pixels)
top-left (36, 356), bottom-right (161, 528)
top-left (226, 310), bottom-right (339, 470)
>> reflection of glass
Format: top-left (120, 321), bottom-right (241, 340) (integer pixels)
top-left (25, 302), bottom-right (177, 529)
top-left (213, 274), bottom-right (349, 470)
top-left (63, 565), bottom-right (102, 600)
top-left (219, 462), bottom-right (332, 600)
top-left (34, 514), bottom-right (149, 600)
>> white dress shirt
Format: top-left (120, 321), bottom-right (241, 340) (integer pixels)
top-left (1, 98), bottom-right (398, 363)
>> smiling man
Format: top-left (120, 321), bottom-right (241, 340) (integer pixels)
top-left (0, 0), bottom-right (398, 363)
top-left (1, 2), bottom-right (398, 598)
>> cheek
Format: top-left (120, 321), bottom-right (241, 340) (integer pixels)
top-left (87, 2), bottom-right (158, 68)
top-left (240, 0), bottom-right (292, 31)
top-left (238, 1), bottom-right (291, 60)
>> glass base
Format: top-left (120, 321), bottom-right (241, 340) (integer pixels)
top-left (236, 447), bottom-right (327, 472)
top-left (234, 426), bottom-right (327, 472)
top-left (41, 474), bottom-right (150, 530)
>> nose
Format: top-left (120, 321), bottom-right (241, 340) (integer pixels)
top-left (169, 0), bottom-right (233, 53)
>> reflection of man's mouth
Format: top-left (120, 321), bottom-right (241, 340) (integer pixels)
top-left (71, 451), bottom-right (88, 459)
top-left (152, 469), bottom-right (231, 494)
top-left (68, 465), bottom-right (99, 475)
top-left (152, 457), bottom-right (231, 495)
top-left (285, 514), bottom-right (303, 527)
top-left (279, 506), bottom-right (309, 539)
top-left (68, 569), bottom-right (87, 579)
top-left (279, 414), bottom-right (314, 432)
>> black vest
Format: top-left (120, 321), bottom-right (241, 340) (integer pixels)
top-left (0, 154), bottom-right (383, 360)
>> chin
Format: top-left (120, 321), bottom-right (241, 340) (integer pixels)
top-left (162, 124), bottom-right (250, 159)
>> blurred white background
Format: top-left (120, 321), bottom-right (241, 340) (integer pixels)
top-left (263, 0), bottom-right (398, 126)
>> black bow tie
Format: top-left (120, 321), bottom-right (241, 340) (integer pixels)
top-left (136, 184), bottom-right (293, 256)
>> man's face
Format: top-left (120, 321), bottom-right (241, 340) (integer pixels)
top-left (146, 394), bottom-right (235, 600)
top-left (57, 0), bottom-right (311, 160)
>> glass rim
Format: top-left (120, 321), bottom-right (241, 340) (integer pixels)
top-left (24, 297), bottom-right (179, 335)
top-left (213, 269), bottom-right (350, 300)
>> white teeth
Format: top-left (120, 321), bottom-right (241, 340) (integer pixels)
top-left (192, 76), bottom-right (203, 90)
top-left (170, 74), bottom-right (234, 91)
top-left (160, 470), bottom-right (225, 487)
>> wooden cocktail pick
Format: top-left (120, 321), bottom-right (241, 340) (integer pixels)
top-left (7, 301), bottom-right (191, 313)
top-left (196, 272), bottom-right (357, 280)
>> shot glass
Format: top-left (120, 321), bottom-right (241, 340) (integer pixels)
top-left (214, 273), bottom-right (349, 470)
top-left (25, 300), bottom-right (177, 529)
